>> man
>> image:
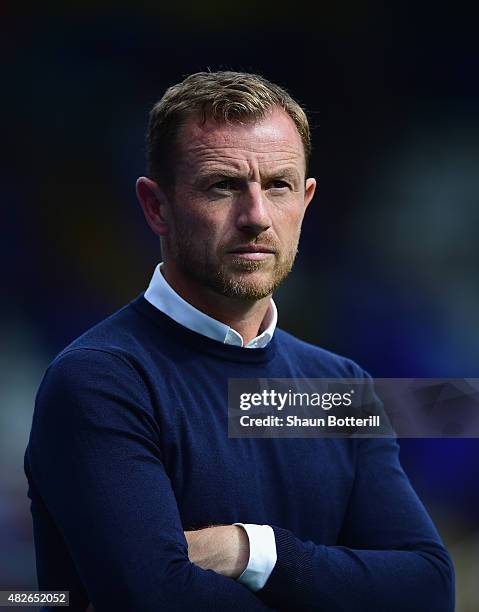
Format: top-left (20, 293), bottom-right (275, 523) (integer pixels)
top-left (25, 71), bottom-right (454, 611)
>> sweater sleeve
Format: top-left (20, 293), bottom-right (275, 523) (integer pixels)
top-left (257, 436), bottom-right (455, 612)
top-left (27, 348), bottom-right (273, 612)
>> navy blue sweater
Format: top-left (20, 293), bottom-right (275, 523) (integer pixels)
top-left (25, 294), bottom-right (454, 611)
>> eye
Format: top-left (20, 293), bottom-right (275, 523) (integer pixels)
top-left (269, 180), bottom-right (291, 190)
top-left (211, 179), bottom-right (237, 191)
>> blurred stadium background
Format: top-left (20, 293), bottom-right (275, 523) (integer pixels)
top-left (2, 4), bottom-right (479, 610)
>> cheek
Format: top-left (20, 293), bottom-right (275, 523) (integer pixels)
top-left (273, 206), bottom-right (305, 239)
top-left (173, 205), bottom-right (229, 251)
top-left (171, 200), bottom-right (208, 232)
top-left (188, 203), bottom-right (232, 236)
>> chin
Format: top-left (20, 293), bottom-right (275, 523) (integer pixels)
top-left (218, 270), bottom-right (281, 300)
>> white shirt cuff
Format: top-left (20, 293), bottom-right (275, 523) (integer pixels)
top-left (233, 523), bottom-right (277, 591)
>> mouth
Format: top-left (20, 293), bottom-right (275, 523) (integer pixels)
top-left (227, 246), bottom-right (276, 261)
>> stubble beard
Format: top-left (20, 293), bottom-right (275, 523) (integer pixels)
top-left (168, 227), bottom-right (299, 301)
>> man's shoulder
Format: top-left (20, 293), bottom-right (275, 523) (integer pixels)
top-left (274, 327), bottom-right (368, 379)
top-left (34, 296), bottom-right (156, 409)
top-left (32, 299), bottom-right (157, 444)
top-left (49, 295), bottom-right (149, 371)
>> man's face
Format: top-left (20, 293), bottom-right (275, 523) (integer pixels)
top-left (163, 107), bottom-right (316, 300)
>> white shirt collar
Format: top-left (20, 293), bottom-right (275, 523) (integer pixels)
top-left (144, 263), bottom-right (277, 348)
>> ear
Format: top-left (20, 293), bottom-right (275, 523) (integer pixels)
top-left (304, 177), bottom-right (317, 211)
top-left (136, 177), bottom-right (171, 237)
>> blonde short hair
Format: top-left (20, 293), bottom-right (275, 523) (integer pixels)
top-left (146, 71), bottom-right (311, 187)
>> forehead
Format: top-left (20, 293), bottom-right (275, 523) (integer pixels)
top-left (176, 107), bottom-right (305, 172)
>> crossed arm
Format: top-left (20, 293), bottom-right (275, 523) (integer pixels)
top-left (28, 350), bottom-right (455, 611)
top-left (85, 527), bottom-right (248, 612)
top-left (184, 525), bottom-right (250, 579)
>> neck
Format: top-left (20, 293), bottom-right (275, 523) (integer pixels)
top-left (161, 263), bottom-right (271, 345)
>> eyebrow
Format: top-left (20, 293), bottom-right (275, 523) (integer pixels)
top-left (196, 169), bottom-right (241, 182)
top-left (195, 167), bottom-right (301, 184)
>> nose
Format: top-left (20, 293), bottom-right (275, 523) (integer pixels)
top-left (236, 184), bottom-right (272, 236)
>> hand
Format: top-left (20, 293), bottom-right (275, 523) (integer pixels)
top-left (185, 525), bottom-right (250, 579)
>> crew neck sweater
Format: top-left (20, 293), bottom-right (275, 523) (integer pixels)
top-left (24, 294), bottom-right (454, 611)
